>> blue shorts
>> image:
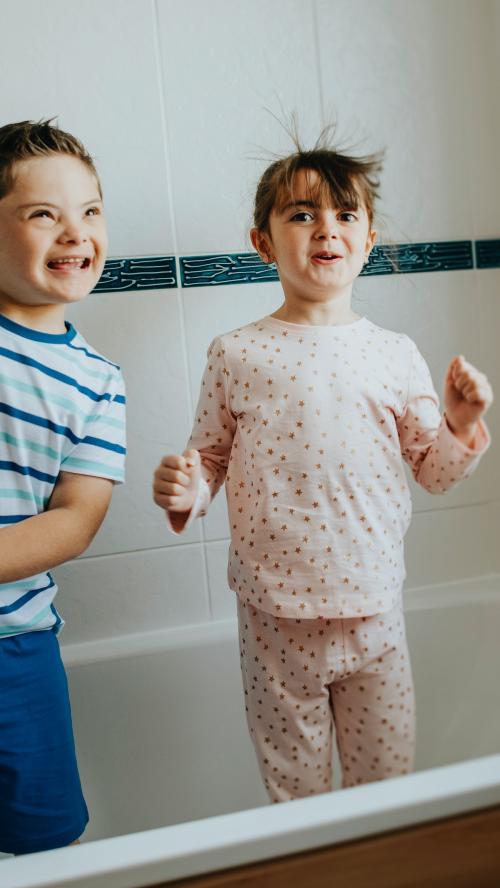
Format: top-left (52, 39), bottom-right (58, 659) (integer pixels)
top-left (0, 629), bottom-right (88, 855)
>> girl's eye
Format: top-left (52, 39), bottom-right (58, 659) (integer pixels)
top-left (339, 211), bottom-right (358, 222)
top-left (85, 206), bottom-right (101, 217)
top-left (291, 211), bottom-right (314, 222)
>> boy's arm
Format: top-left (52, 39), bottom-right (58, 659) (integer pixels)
top-left (397, 343), bottom-right (491, 494)
top-left (0, 472), bottom-right (113, 584)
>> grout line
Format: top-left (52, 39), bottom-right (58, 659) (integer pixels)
top-left (150, 0), bottom-right (213, 616)
top-left (71, 537), bottom-right (230, 566)
top-left (68, 498), bottom-right (500, 566)
top-left (312, 0), bottom-right (326, 129)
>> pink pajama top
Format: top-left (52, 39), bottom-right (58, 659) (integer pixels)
top-left (175, 315), bottom-right (490, 618)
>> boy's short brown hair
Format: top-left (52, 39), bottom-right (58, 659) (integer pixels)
top-left (253, 138), bottom-right (384, 234)
top-left (0, 119), bottom-right (102, 200)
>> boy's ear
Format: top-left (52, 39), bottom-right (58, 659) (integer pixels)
top-left (251, 227), bottom-right (274, 264)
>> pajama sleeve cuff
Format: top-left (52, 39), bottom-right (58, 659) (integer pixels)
top-left (443, 414), bottom-right (491, 456)
top-left (165, 476), bottom-right (211, 535)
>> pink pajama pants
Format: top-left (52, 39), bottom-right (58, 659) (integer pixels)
top-left (237, 598), bottom-right (415, 803)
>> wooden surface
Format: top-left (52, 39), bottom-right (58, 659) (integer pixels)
top-left (149, 805), bottom-right (500, 888)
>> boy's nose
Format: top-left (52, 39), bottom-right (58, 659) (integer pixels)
top-left (58, 223), bottom-right (87, 244)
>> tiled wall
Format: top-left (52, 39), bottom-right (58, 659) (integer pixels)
top-left (1, 0), bottom-right (499, 645)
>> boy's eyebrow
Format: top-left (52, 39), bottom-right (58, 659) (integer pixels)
top-left (16, 198), bottom-right (103, 209)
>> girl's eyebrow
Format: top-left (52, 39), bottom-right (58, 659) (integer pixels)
top-left (280, 199), bottom-right (318, 213)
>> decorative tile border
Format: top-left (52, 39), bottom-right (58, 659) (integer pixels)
top-left (92, 240), bottom-right (499, 293)
top-left (475, 239), bottom-right (500, 269)
top-left (363, 240), bottom-right (473, 276)
top-left (94, 256), bottom-right (177, 292)
top-left (180, 241), bottom-right (473, 288)
top-left (180, 253), bottom-right (278, 287)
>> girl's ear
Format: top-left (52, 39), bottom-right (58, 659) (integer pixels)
top-left (365, 228), bottom-right (377, 260)
top-left (251, 227), bottom-right (274, 264)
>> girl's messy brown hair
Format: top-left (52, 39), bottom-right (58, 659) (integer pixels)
top-left (253, 126), bottom-right (384, 234)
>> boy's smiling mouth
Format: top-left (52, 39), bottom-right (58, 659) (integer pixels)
top-left (46, 256), bottom-right (92, 271)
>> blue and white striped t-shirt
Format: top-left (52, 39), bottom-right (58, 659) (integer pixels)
top-left (0, 312), bottom-right (126, 638)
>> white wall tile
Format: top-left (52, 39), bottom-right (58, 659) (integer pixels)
top-left (182, 282), bottom-right (284, 407)
top-left (56, 544), bottom-right (210, 645)
top-left (404, 502), bottom-right (495, 590)
top-left (0, 0), bottom-right (174, 256)
top-left (315, 0), bottom-right (485, 242)
top-left (66, 288), bottom-right (202, 555)
top-left (353, 270), bottom-right (498, 509)
top-left (487, 500), bottom-right (500, 573)
top-left (466, 2), bottom-right (500, 238)
top-left (157, 0), bottom-right (323, 253)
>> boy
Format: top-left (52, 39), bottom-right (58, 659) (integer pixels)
top-left (0, 120), bottom-right (126, 853)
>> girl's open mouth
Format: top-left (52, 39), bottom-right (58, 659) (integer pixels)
top-left (311, 252), bottom-right (343, 265)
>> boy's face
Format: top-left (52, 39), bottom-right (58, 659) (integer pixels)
top-left (0, 153), bottom-right (107, 327)
top-left (251, 168), bottom-right (376, 305)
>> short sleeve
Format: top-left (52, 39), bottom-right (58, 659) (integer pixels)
top-left (61, 369), bottom-right (126, 483)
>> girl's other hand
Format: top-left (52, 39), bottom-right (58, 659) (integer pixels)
top-left (152, 449), bottom-right (201, 513)
top-left (444, 356), bottom-right (493, 441)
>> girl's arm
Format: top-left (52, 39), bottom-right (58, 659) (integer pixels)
top-left (153, 336), bottom-right (237, 532)
top-left (443, 355), bottom-right (493, 446)
top-left (396, 344), bottom-right (492, 494)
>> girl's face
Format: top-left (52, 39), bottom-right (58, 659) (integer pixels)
top-left (251, 168), bottom-right (376, 305)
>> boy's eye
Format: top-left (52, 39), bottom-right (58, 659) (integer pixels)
top-left (290, 211), bottom-right (314, 222)
top-left (85, 206), bottom-right (101, 217)
top-left (30, 210), bottom-right (53, 220)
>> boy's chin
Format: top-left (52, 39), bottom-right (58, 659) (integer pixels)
top-left (50, 278), bottom-right (101, 303)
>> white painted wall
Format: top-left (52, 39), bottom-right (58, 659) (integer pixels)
top-left (0, 0), bottom-right (498, 643)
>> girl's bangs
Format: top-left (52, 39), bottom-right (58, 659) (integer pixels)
top-left (273, 160), bottom-right (364, 214)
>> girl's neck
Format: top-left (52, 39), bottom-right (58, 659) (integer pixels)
top-left (271, 292), bottom-right (360, 327)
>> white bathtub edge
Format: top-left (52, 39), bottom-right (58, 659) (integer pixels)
top-left (3, 753), bottom-right (500, 888)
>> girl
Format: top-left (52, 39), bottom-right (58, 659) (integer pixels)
top-left (153, 141), bottom-right (493, 802)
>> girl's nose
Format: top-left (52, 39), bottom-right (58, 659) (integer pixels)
top-left (315, 212), bottom-right (339, 240)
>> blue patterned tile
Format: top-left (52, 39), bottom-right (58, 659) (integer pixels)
top-left (90, 241), bottom-right (480, 293)
top-left (474, 240), bottom-right (500, 269)
top-left (93, 256), bottom-right (177, 292)
top-left (180, 254), bottom-right (278, 287)
top-left (362, 241), bottom-right (473, 276)
top-left (180, 242), bottom-right (473, 288)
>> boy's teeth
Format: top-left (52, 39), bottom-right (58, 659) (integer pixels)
top-left (48, 257), bottom-right (87, 268)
